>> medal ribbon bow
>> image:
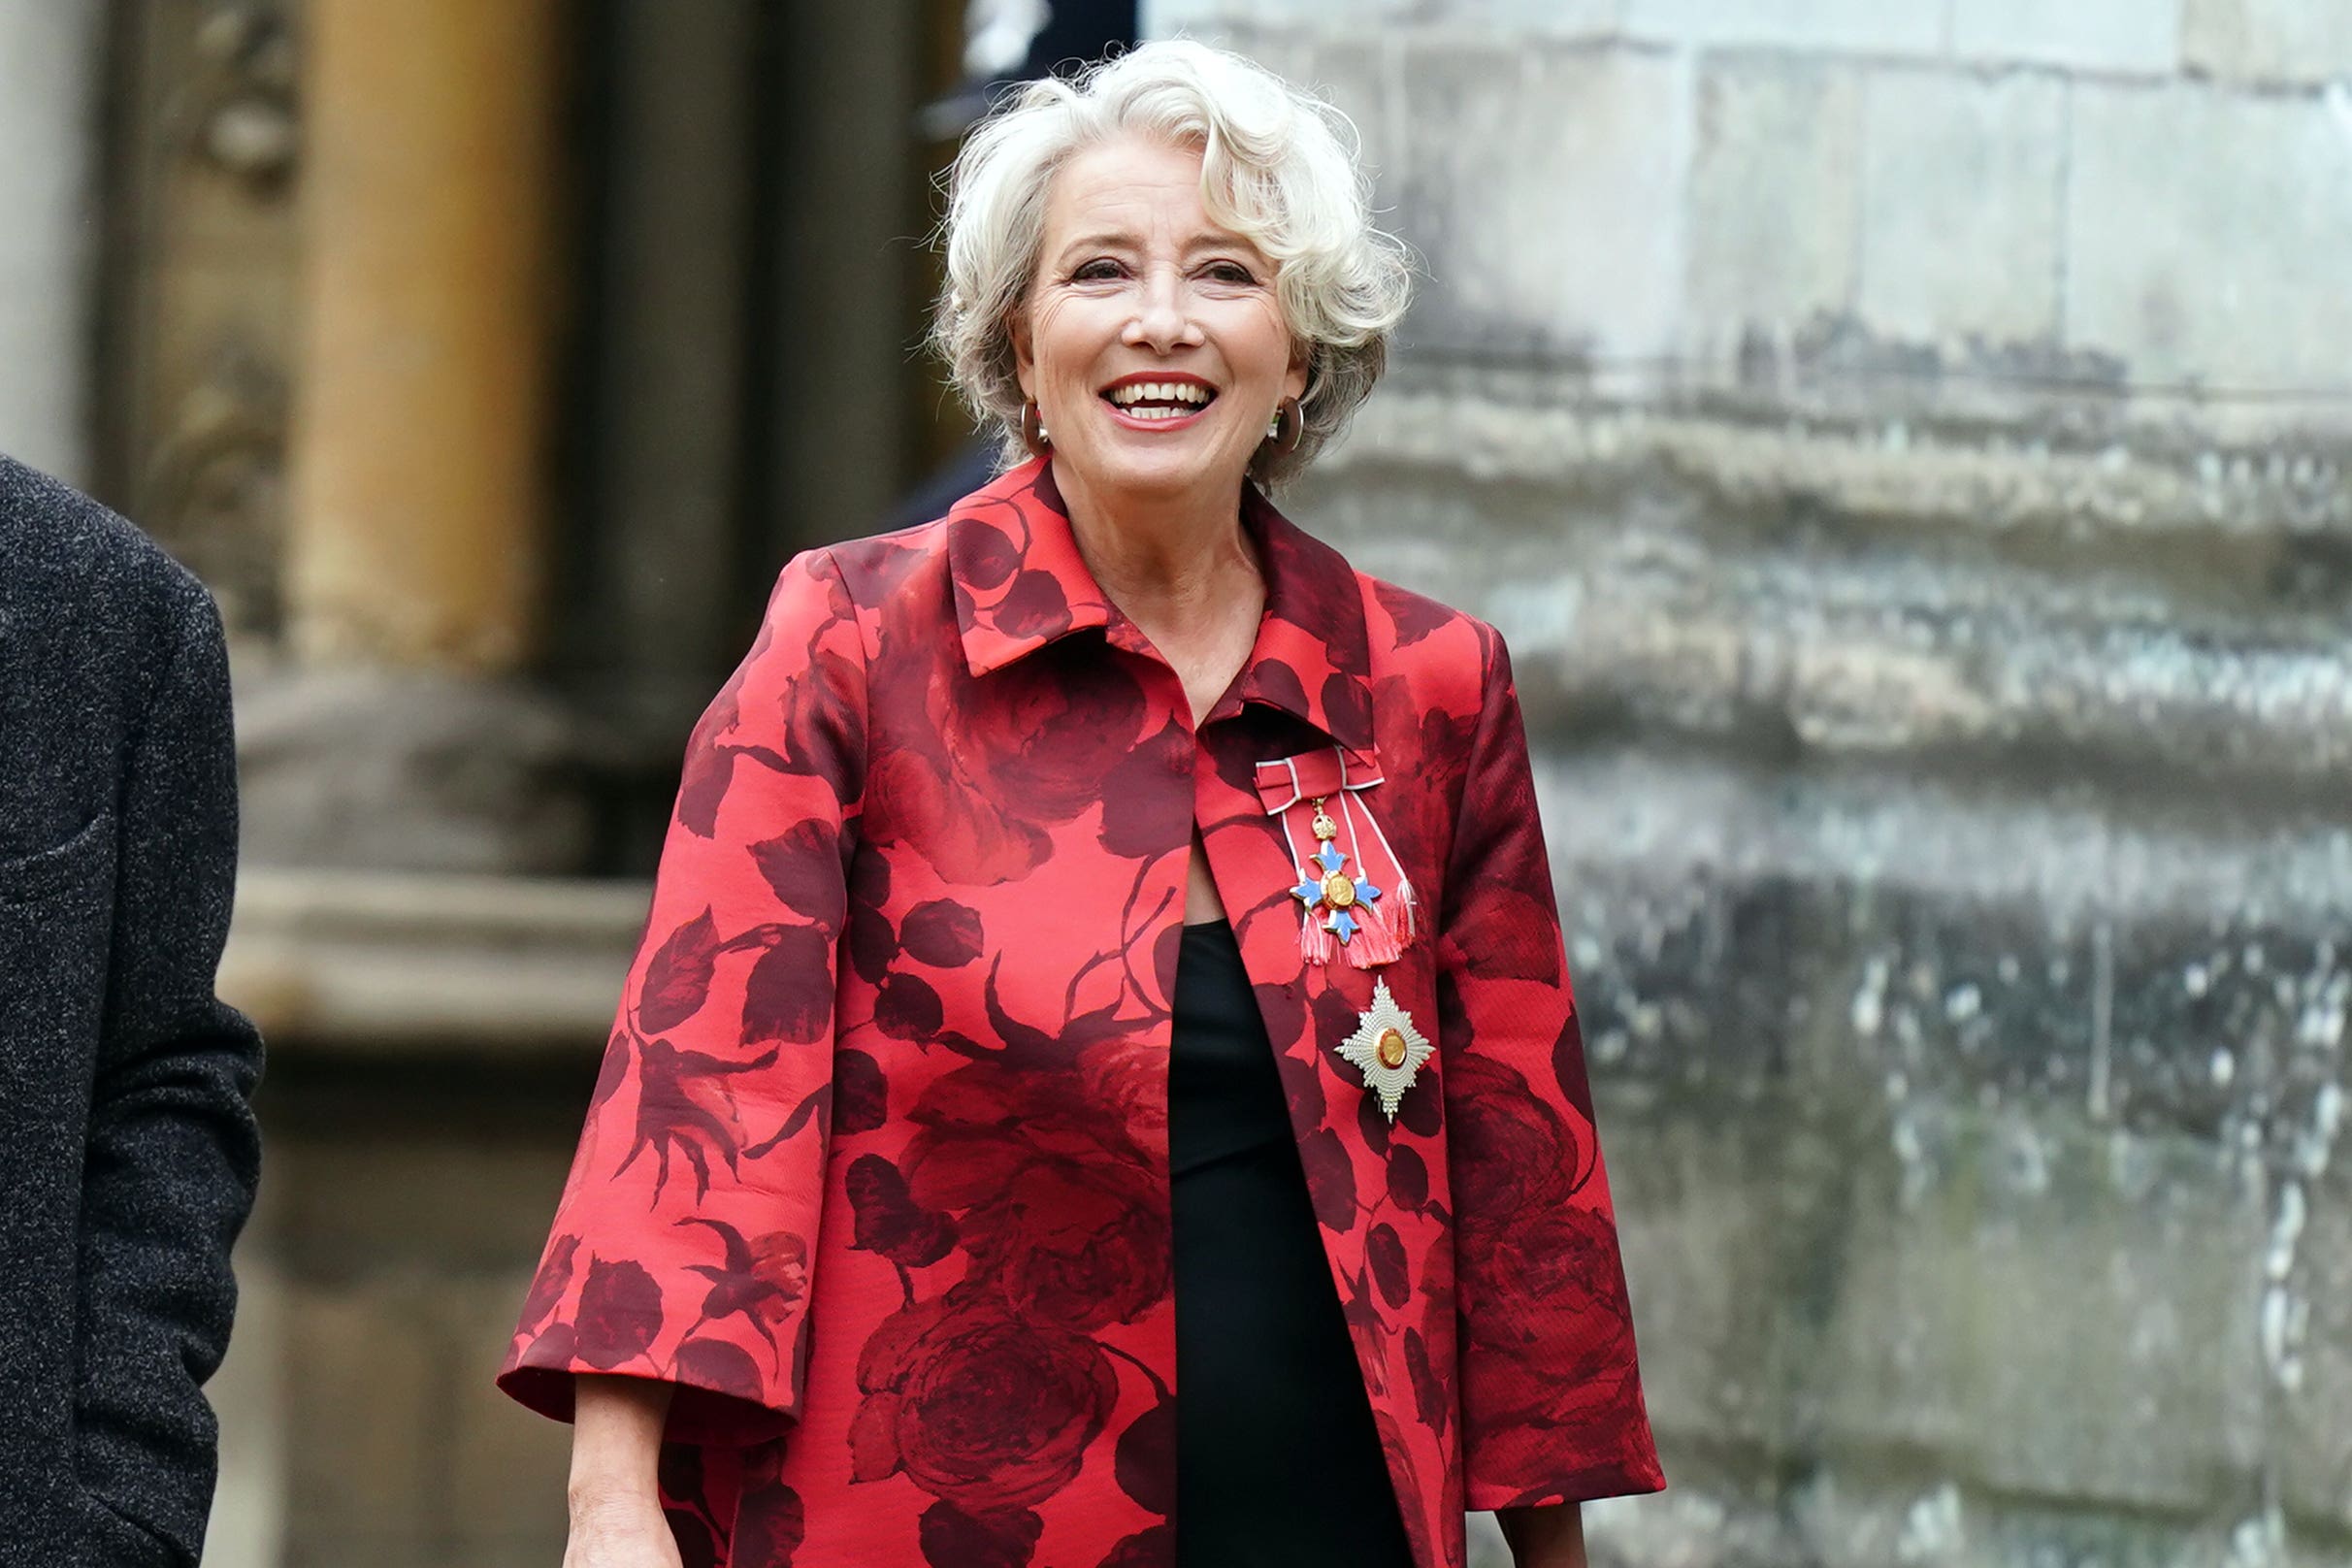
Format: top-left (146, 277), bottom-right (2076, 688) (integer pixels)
top-left (1254, 746), bottom-right (1417, 970)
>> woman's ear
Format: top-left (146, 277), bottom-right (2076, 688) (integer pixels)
top-left (1284, 340), bottom-right (1310, 403)
top-left (1011, 309), bottom-right (1037, 402)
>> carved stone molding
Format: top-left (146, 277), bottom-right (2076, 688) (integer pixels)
top-left (97, 0), bottom-right (302, 639)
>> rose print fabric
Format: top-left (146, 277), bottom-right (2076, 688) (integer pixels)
top-left (498, 457), bottom-right (1662, 1568)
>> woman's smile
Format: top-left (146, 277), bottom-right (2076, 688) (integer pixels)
top-left (1099, 372), bottom-right (1220, 429)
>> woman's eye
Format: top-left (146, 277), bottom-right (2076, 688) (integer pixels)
top-left (1071, 259), bottom-right (1124, 282)
top-left (1205, 261), bottom-right (1257, 284)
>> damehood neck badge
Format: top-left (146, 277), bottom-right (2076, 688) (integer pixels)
top-left (1335, 978), bottom-right (1433, 1123)
top-left (1255, 746), bottom-right (1417, 971)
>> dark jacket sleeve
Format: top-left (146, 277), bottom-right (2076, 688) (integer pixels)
top-left (69, 573), bottom-right (263, 1564)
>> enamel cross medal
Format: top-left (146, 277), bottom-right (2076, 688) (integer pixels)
top-left (1256, 746), bottom-right (1430, 1123)
top-left (1290, 800), bottom-right (1389, 955)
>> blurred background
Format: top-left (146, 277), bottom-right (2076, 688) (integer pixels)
top-left (4, 0), bottom-right (2351, 1563)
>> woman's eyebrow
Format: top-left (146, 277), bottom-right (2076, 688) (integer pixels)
top-left (1051, 229), bottom-right (1263, 262)
top-left (1187, 230), bottom-right (1258, 253)
top-left (1053, 230), bottom-right (1142, 260)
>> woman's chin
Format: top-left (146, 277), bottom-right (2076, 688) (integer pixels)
top-left (1062, 429), bottom-right (1249, 500)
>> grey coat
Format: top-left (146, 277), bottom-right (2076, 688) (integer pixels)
top-left (0, 457), bottom-right (262, 1566)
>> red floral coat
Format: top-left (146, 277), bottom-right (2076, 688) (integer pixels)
top-left (500, 457), bottom-right (1662, 1568)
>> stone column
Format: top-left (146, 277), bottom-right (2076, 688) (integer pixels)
top-left (0, 0), bottom-right (102, 482)
top-left (250, 0), bottom-right (584, 874)
top-left (285, 0), bottom-right (560, 673)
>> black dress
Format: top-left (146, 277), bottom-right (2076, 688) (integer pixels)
top-left (1170, 919), bottom-right (1419, 1568)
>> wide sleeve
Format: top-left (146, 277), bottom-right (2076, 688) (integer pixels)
top-left (1438, 629), bottom-right (1664, 1510)
top-left (75, 574), bottom-right (264, 1567)
top-left (498, 548), bottom-right (866, 1446)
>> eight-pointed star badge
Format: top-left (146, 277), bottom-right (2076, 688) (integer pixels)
top-left (1335, 978), bottom-right (1434, 1122)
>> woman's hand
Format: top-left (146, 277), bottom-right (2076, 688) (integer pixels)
top-left (564, 1375), bottom-right (679, 1568)
top-left (1496, 1501), bottom-right (1587, 1568)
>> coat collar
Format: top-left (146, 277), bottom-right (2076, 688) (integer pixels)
top-left (947, 456), bottom-right (1375, 753)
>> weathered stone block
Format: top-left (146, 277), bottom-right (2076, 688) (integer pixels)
top-left (1684, 57), bottom-right (1863, 357)
top-left (1151, 0), bottom-right (1418, 30)
top-left (2104, 918), bottom-right (2340, 1140)
top-left (1857, 66), bottom-right (2066, 348)
top-left (1603, 1102), bottom-right (1766, 1452)
top-left (1811, 1103), bottom-right (2269, 1512)
top-left (1399, 41), bottom-right (1693, 364)
top-left (1138, 0), bottom-right (1232, 39)
top-left (1623, 0), bottom-right (1943, 57)
top-left (1590, 1472), bottom-right (2278, 1568)
top-left (0, 0), bottom-right (98, 481)
top-left (1950, 0), bottom-right (2181, 73)
top-left (238, 670), bottom-right (594, 874)
top-left (2183, 0), bottom-right (2352, 85)
top-left (2277, 1151), bottom-right (2352, 1535)
top-left (273, 1127), bottom-right (578, 1277)
top-left (1603, 1076), bottom-right (2267, 1515)
top-left (210, 1237), bottom-right (289, 1568)
top-left (1439, 0), bottom-right (1623, 39)
top-left (447, 1273), bottom-right (573, 1548)
top-left (282, 1280), bottom-right (443, 1541)
top-left (2067, 81), bottom-right (2352, 399)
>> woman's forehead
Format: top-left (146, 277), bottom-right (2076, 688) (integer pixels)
top-left (1042, 139), bottom-right (1262, 255)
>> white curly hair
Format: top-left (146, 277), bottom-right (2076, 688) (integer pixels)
top-left (932, 39), bottom-right (1414, 488)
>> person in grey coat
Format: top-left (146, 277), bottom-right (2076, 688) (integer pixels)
top-left (0, 455), bottom-right (263, 1565)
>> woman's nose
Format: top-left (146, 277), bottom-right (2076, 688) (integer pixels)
top-left (1125, 268), bottom-right (1199, 351)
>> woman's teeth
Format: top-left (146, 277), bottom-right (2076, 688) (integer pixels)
top-left (1105, 380), bottom-right (1214, 419)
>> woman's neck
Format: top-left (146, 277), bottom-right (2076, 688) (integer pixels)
top-left (1052, 461), bottom-right (1262, 650)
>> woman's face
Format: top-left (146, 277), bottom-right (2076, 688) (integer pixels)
top-left (1013, 134), bottom-right (1307, 508)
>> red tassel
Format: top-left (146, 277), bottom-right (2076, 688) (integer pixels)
top-left (1390, 876), bottom-right (1418, 946)
top-left (1343, 899), bottom-right (1402, 969)
top-left (1299, 909), bottom-right (1334, 967)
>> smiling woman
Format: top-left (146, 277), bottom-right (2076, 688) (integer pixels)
top-left (935, 40), bottom-right (1408, 488)
top-left (502, 38), bottom-right (1662, 1568)
top-left (1009, 133), bottom-right (1307, 533)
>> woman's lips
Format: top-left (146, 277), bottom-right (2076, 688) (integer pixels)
top-left (1100, 399), bottom-right (1212, 431)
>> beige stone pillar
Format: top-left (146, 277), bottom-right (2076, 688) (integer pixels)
top-left (287, 0), bottom-right (560, 672)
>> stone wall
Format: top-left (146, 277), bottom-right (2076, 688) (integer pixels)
top-left (0, 0), bottom-right (101, 482)
top-left (1147, 2), bottom-right (2352, 1565)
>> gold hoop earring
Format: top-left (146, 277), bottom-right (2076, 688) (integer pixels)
top-left (1021, 402), bottom-right (1051, 457)
top-left (1264, 397), bottom-right (1303, 457)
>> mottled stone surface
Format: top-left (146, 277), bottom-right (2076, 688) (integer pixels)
top-left (1949, 0), bottom-right (2182, 72)
top-left (1621, 0), bottom-right (1944, 57)
top-left (1397, 41), bottom-right (1693, 364)
top-left (1684, 57), bottom-right (1863, 354)
top-left (254, 1062), bottom-right (582, 1567)
top-left (2066, 81), bottom-right (2352, 395)
top-left (1857, 67), bottom-right (2067, 347)
top-left (0, 0), bottom-right (99, 482)
top-left (2183, 0), bottom-right (2352, 84)
top-left (235, 669), bottom-right (595, 874)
